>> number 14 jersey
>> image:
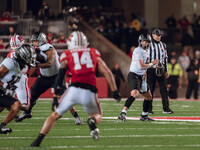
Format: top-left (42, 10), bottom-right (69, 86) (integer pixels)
top-left (60, 47), bottom-right (101, 87)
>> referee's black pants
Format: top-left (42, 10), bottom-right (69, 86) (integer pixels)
top-left (147, 68), bottom-right (170, 111)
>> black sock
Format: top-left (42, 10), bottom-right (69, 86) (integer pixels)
top-left (0, 122), bottom-right (7, 128)
top-left (87, 117), bottom-right (97, 131)
top-left (31, 133), bottom-right (45, 146)
top-left (38, 133), bottom-right (45, 139)
top-left (143, 100), bottom-right (152, 112)
top-left (72, 112), bottom-right (78, 118)
top-left (124, 96), bottom-right (135, 109)
top-left (27, 99), bottom-right (37, 114)
top-left (25, 109), bottom-right (31, 114)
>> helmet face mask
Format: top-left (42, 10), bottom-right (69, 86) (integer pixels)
top-left (138, 34), bottom-right (151, 49)
top-left (10, 34), bottom-right (24, 49)
top-left (31, 32), bottom-right (47, 47)
top-left (14, 44), bottom-right (32, 66)
top-left (67, 31), bottom-right (89, 49)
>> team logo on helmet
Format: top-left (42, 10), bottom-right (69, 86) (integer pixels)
top-left (10, 34), bottom-right (25, 50)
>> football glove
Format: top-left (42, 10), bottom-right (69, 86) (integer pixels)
top-left (5, 89), bottom-right (14, 96)
top-left (34, 47), bottom-right (41, 54)
top-left (112, 90), bottom-right (122, 102)
top-left (52, 97), bottom-right (58, 111)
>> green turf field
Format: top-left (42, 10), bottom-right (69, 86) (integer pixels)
top-left (0, 99), bottom-right (200, 150)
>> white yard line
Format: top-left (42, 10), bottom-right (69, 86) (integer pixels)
top-left (1, 134), bottom-right (200, 140)
top-left (103, 117), bottom-right (200, 122)
top-left (0, 144), bottom-right (200, 149)
top-left (38, 98), bottom-right (200, 101)
top-left (12, 127), bottom-right (199, 132)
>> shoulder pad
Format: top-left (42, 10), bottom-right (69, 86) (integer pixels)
top-left (39, 43), bottom-right (54, 52)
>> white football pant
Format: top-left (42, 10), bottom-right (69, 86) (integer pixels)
top-left (15, 74), bottom-right (30, 105)
top-left (56, 86), bottom-right (102, 116)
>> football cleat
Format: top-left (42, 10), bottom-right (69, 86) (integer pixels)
top-left (75, 116), bottom-right (83, 125)
top-left (0, 126), bottom-right (12, 135)
top-left (30, 138), bottom-right (42, 147)
top-left (118, 112), bottom-right (127, 122)
top-left (163, 109), bottom-right (174, 114)
top-left (148, 110), bottom-right (154, 114)
top-left (140, 115), bottom-right (155, 121)
top-left (15, 112), bottom-right (32, 122)
top-left (90, 128), bottom-right (99, 141)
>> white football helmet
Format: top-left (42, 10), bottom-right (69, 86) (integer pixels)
top-left (10, 34), bottom-right (25, 50)
top-left (67, 31), bottom-right (89, 49)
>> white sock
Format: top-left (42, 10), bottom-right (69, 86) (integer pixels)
top-left (122, 109), bottom-right (127, 114)
top-left (142, 112), bottom-right (148, 116)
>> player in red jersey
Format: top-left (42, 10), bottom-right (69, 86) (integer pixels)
top-left (31, 31), bottom-right (121, 147)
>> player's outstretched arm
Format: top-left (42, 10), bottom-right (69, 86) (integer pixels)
top-left (97, 57), bottom-right (121, 101)
top-left (54, 60), bottom-right (67, 96)
top-left (140, 59), bottom-right (159, 69)
top-left (97, 57), bottom-right (116, 91)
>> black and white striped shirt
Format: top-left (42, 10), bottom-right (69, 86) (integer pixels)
top-left (148, 41), bottom-right (168, 71)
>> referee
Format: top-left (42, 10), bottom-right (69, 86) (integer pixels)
top-left (146, 29), bottom-right (173, 114)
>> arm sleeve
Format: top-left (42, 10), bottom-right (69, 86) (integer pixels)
top-left (54, 68), bottom-right (67, 95)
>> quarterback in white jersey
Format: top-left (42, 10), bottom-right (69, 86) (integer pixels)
top-left (130, 46), bottom-right (150, 76)
top-left (118, 34), bottom-right (158, 122)
top-left (0, 44), bottom-right (33, 134)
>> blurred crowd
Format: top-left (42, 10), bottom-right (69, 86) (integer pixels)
top-left (167, 50), bottom-right (200, 99)
top-left (1, 3), bottom-right (200, 51)
top-left (76, 7), bottom-right (200, 57)
top-left (0, 2), bottom-right (200, 99)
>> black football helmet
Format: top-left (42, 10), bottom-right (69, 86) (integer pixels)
top-left (31, 32), bottom-right (47, 47)
top-left (138, 34), bottom-right (151, 49)
top-left (14, 44), bottom-right (32, 65)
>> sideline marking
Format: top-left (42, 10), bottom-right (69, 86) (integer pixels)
top-left (103, 117), bottom-right (200, 122)
top-left (0, 144), bottom-right (200, 149)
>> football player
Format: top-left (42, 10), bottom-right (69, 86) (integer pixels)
top-left (0, 44), bottom-right (32, 134)
top-left (118, 34), bottom-right (158, 122)
top-left (30, 31), bottom-right (121, 147)
top-left (8, 34), bottom-right (47, 118)
top-left (16, 32), bottom-right (82, 125)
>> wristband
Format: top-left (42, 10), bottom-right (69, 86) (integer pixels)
top-left (148, 63), bottom-right (153, 68)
